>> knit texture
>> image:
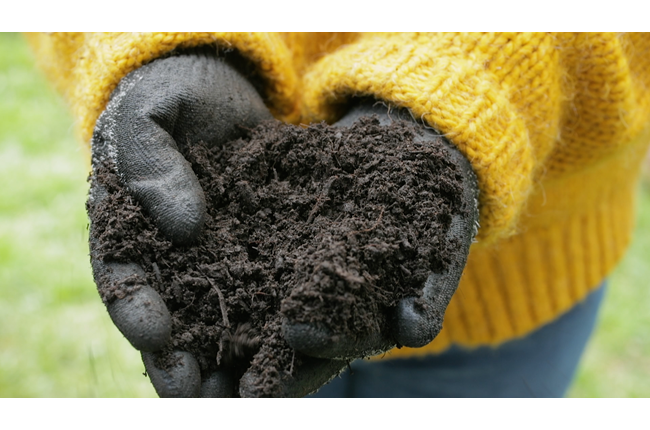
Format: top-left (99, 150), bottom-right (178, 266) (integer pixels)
top-left (25, 32), bottom-right (301, 147)
top-left (27, 32), bottom-right (650, 356)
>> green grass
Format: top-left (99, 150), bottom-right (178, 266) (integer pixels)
top-left (0, 33), bottom-right (155, 397)
top-left (568, 182), bottom-right (650, 397)
top-left (1, 32), bottom-right (649, 397)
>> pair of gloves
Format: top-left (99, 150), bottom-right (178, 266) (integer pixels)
top-left (87, 48), bottom-right (479, 397)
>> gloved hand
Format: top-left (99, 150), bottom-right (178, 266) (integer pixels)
top-left (87, 48), bottom-right (275, 397)
top-left (242, 100), bottom-right (480, 396)
top-left (88, 48), bottom-right (479, 397)
top-left (281, 100), bottom-right (480, 364)
top-left (88, 49), bottom-right (367, 398)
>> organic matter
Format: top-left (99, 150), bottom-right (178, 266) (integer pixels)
top-left (88, 116), bottom-right (468, 396)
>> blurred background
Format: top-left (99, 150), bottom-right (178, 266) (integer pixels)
top-left (1, 32), bottom-right (649, 397)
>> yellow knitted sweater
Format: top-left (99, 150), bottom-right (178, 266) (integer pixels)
top-left (26, 32), bottom-right (650, 358)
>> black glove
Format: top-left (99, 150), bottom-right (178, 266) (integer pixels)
top-left (281, 100), bottom-right (479, 364)
top-left (241, 102), bottom-right (479, 396)
top-left (88, 49), bottom-right (364, 398)
top-left (88, 48), bottom-right (479, 397)
top-left (88, 48), bottom-right (273, 397)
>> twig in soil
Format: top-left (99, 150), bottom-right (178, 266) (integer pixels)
top-left (306, 176), bottom-right (338, 224)
top-left (177, 292), bottom-right (196, 312)
top-left (200, 268), bottom-right (230, 329)
top-left (217, 335), bottom-right (225, 366)
top-left (151, 262), bottom-right (162, 284)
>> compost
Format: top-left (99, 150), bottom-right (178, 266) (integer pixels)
top-left (88, 116), bottom-right (468, 397)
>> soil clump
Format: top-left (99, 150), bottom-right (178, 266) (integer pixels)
top-left (89, 116), bottom-right (467, 397)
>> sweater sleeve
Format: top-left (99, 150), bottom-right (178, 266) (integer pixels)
top-left (25, 32), bottom-right (300, 146)
top-left (26, 33), bottom-right (650, 246)
top-left (301, 32), bottom-right (650, 247)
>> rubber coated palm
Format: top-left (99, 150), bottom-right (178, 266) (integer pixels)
top-left (281, 101), bottom-right (480, 362)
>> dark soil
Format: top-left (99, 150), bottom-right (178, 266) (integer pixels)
top-left (89, 116), bottom-right (467, 397)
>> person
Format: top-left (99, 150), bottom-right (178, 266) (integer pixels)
top-left (26, 32), bottom-right (650, 397)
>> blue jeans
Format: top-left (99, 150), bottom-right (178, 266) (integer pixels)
top-left (309, 283), bottom-right (606, 398)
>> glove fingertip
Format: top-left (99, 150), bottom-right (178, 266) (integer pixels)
top-left (155, 186), bottom-right (206, 247)
top-left (238, 369), bottom-right (264, 398)
top-left (394, 297), bottom-right (442, 348)
top-left (282, 320), bottom-right (336, 358)
top-left (282, 320), bottom-right (393, 360)
top-left (107, 283), bottom-right (172, 352)
top-left (200, 371), bottom-right (235, 398)
top-left (130, 159), bottom-right (207, 247)
top-left (142, 351), bottom-right (201, 398)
